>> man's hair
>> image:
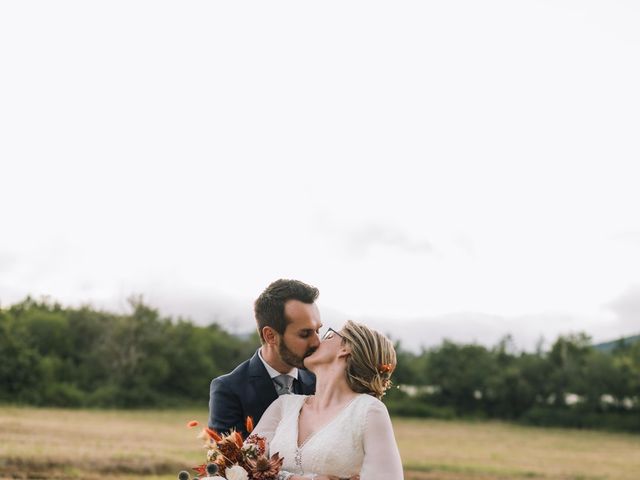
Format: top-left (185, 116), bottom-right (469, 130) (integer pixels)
top-left (254, 279), bottom-right (319, 343)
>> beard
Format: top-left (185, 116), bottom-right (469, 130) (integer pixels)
top-left (278, 340), bottom-right (316, 370)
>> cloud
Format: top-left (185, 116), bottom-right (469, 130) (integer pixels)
top-left (140, 286), bottom-right (256, 333)
top-left (364, 313), bottom-right (516, 352)
top-left (359, 310), bottom-right (622, 353)
top-left (0, 245), bottom-right (74, 306)
top-left (605, 285), bottom-right (640, 330)
top-left (0, 251), bottom-right (17, 272)
top-left (450, 232), bottom-right (476, 258)
top-left (613, 231), bottom-right (640, 245)
top-left (345, 224), bottom-right (434, 256)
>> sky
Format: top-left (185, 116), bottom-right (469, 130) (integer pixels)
top-left (1, 1), bottom-right (639, 351)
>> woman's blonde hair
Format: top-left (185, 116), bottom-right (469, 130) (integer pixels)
top-left (340, 320), bottom-right (397, 399)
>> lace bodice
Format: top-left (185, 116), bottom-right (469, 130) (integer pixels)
top-left (252, 394), bottom-right (404, 479)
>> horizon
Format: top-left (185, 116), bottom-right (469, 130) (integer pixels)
top-left (2, 290), bottom-right (637, 353)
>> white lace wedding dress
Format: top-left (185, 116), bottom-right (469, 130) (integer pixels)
top-left (252, 394), bottom-right (404, 479)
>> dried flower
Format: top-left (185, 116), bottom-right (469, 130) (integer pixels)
top-left (182, 418), bottom-right (271, 480)
top-left (218, 433), bottom-right (243, 464)
top-left (225, 464), bottom-right (249, 480)
top-left (243, 434), bottom-right (266, 457)
top-left (232, 431), bottom-right (243, 448)
top-left (241, 443), bottom-right (257, 460)
top-left (214, 456), bottom-right (228, 477)
top-left (246, 453), bottom-right (283, 480)
top-left (207, 448), bottom-right (222, 463)
top-left (205, 427), bottom-right (223, 442)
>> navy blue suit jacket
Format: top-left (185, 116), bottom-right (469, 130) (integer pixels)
top-left (208, 349), bottom-right (316, 436)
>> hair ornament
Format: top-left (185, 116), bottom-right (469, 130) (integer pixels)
top-left (378, 363), bottom-right (393, 374)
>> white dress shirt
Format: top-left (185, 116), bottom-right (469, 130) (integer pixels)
top-left (258, 347), bottom-right (298, 382)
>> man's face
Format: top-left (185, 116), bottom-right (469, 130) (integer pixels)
top-left (277, 299), bottom-right (322, 369)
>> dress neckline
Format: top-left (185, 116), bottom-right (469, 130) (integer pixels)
top-left (295, 394), bottom-right (362, 449)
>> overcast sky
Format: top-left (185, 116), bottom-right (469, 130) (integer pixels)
top-left (1, 1), bottom-right (639, 351)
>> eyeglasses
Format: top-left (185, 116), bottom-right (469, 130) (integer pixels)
top-left (321, 327), bottom-right (343, 341)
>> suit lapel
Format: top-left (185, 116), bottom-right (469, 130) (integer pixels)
top-left (248, 350), bottom-right (278, 416)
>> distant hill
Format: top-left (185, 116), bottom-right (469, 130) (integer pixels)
top-left (593, 334), bottom-right (640, 353)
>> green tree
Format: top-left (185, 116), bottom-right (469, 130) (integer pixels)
top-left (424, 341), bottom-right (498, 414)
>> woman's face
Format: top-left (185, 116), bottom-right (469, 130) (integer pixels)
top-left (303, 326), bottom-right (347, 371)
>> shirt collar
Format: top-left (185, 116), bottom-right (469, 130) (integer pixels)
top-left (258, 347), bottom-right (299, 380)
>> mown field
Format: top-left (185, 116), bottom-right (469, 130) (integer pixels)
top-left (1, 407), bottom-right (638, 480)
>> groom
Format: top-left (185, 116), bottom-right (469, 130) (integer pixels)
top-left (208, 279), bottom-right (321, 436)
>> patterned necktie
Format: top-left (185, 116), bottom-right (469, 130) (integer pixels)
top-left (273, 374), bottom-right (294, 395)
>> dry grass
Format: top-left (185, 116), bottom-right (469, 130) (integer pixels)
top-left (1, 407), bottom-right (639, 480)
top-left (0, 407), bottom-right (203, 479)
top-left (395, 418), bottom-right (640, 480)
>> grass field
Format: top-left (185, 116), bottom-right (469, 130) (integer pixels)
top-left (1, 407), bottom-right (639, 480)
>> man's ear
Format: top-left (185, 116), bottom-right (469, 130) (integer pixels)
top-left (262, 326), bottom-right (279, 346)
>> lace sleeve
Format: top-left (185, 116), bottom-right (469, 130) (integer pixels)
top-left (250, 396), bottom-right (285, 445)
top-left (360, 400), bottom-right (404, 479)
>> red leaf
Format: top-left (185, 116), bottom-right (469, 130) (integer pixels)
top-left (193, 464), bottom-right (207, 476)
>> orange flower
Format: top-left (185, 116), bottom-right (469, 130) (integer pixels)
top-left (233, 430), bottom-right (243, 448)
top-left (187, 420), bottom-right (199, 428)
top-left (378, 363), bottom-right (393, 374)
top-left (245, 416), bottom-right (254, 434)
top-left (205, 427), bottom-right (222, 442)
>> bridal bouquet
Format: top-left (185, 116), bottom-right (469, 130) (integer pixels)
top-left (180, 418), bottom-right (283, 480)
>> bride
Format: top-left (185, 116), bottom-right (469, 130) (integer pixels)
top-left (251, 320), bottom-right (404, 480)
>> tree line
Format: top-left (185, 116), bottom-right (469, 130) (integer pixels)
top-left (1, 297), bottom-right (639, 432)
top-left (0, 297), bottom-right (258, 408)
top-left (387, 332), bottom-right (640, 432)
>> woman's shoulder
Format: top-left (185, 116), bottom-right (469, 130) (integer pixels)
top-left (354, 393), bottom-right (392, 418)
top-left (260, 394), bottom-right (307, 421)
top-left (350, 393), bottom-right (388, 415)
top-left (355, 392), bottom-right (385, 407)
top-left (275, 393), bottom-right (308, 409)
